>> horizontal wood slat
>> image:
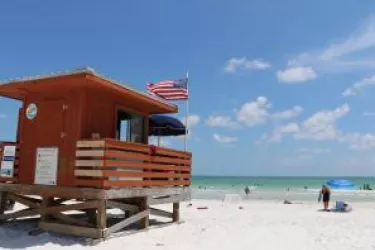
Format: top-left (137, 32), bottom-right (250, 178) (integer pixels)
top-left (105, 151), bottom-right (191, 165)
top-left (75, 160), bottom-right (191, 172)
top-left (75, 169), bottom-right (190, 178)
top-left (77, 139), bottom-right (191, 158)
top-left (75, 179), bottom-right (190, 188)
top-left (105, 160), bottom-right (191, 172)
top-left (75, 139), bottom-right (192, 189)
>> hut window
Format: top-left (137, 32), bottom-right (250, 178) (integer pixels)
top-left (129, 115), bottom-right (144, 143)
top-left (116, 111), bottom-right (144, 143)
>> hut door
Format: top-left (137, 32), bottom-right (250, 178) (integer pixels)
top-left (32, 99), bottom-right (65, 185)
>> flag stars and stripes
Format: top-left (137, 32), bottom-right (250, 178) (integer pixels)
top-left (147, 79), bottom-right (188, 100)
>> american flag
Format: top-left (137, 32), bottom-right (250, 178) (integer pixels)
top-left (147, 78), bottom-right (188, 100)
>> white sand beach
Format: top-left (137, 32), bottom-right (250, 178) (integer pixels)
top-left (1, 199), bottom-right (375, 250)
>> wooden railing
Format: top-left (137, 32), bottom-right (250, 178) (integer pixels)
top-left (0, 142), bottom-right (19, 183)
top-left (74, 138), bottom-right (192, 188)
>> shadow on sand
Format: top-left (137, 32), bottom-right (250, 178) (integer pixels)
top-left (0, 215), bottom-right (177, 248)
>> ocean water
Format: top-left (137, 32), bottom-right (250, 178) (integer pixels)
top-left (191, 176), bottom-right (375, 203)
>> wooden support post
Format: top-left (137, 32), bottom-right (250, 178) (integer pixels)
top-left (96, 200), bottom-right (106, 230)
top-left (139, 197), bottom-right (149, 229)
top-left (0, 191), bottom-right (7, 215)
top-left (87, 208), bottom-right (97, 225)
top-left (40, 197), bottom-right (54, 222)
top-left (172, 202), bottom-right (180, 222)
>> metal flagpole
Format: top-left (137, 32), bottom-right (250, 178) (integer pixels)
top-left (184, 71), bottom-right (189, 152)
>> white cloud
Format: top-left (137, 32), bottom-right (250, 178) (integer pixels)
top-left (212, 97), bottom-right (302, 130)
top-left (224, 57), bottom-right (271, 73)
top-left (297, 148), bottom-right (330, 154)
top-left (342, 74), bottom-right (375, 97)
top-left (181, 114), bottom-right (200, 128)
top-left (294, 103), bottom-right (350, 141)
top-left (342, 88), bottom-right (356, 97)
top-left (279, 123), bottom-right (300, 133)
top-left (340, 132), bottom-right (375, 150)
top-left (287, 15), bottom-right (375, 73)
top-left (179, 114), bottom-right (200, 139)
top-left (235, 96), bottom-right (271, 126)
top-left (205, 115), bottom-right (238, 128)
top-left (276, 67), bottom-right (317, 83)
top-left (319, 16), bottom-right (375, 60)
top-left (271, 106), bottom-right (303, 120)
top-left (258, 104), bottom-right (350, 143)
top-left (213, 133), bottom-right (238, 144)
top-left (259, 123), bottom-right (300, 143)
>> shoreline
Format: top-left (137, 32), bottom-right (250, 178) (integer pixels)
top-left (191, 188), bottom-right (375, 203)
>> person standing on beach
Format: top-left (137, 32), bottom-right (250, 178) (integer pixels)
top-left (244, 186), bottom-right (250, 196)
top-left (318, 185), bottom-right (331, 211)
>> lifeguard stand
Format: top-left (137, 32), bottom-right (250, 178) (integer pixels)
top-left (0, 68), bottom-right (192, 239)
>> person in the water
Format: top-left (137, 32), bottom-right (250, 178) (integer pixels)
top-left (319, 185), bottom-right (331, 211)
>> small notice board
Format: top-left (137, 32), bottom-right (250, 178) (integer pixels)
top-left (0, 145), bottom-right (17, 177)
top-left (3, 145), bottom-right (16, 161)
top-left (34, 147), bottom-right (59, 185)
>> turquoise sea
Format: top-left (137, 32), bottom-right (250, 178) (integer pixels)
top-left (191, 176), bottom-right (375, 203)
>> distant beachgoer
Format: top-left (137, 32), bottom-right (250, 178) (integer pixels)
top-left (244, 186), bottom-right (250, 196)
top-left (304, 186), bottom-right (308, 190)
top-left (318, 185), bottom-right (331, 211)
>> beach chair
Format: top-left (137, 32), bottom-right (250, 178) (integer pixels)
top-left (334, 201), bottom-right (352, 212)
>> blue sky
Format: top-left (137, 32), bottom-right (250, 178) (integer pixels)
top-left (1, 1), bottom-right (375, 176)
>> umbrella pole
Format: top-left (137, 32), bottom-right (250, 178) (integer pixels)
top-left (157, 136), bottom-right (161, 147)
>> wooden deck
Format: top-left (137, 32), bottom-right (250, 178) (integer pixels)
top-left (74, 139), bottom-right (192, 188)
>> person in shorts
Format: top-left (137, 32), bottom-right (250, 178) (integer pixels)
top-left (319, 185), bottom-right (331, 211)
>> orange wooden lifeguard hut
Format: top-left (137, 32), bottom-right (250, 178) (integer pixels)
top-left (0, 67), bottom-right (192, 239)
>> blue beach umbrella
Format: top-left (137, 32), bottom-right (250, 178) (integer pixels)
top-left (149, 115), bottom-right (187, 136)
top-left (326, 179), bottom-right (355, 189)
top-left (148, 115), bottom-right (187, 146)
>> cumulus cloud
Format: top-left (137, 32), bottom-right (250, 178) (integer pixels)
top-left (207, 97), bottom-right (302, 130)
top-left (181, 114), bottom-right (200, 128)
top-left (342, 74), bottom-right (375, 97)
top-left (256, 101), bottom-right (375, 150)
top-left (213, 133), bottom-right (238, 144)
top-left (224, 57), bottom-right (271, 73)
top-left (294, 103), bottom-right (349, 140)
top-left (179, 114), bottom-right (200, 139)
top-left (205, 115), bottom-right (238, 128)
top-left (271, 106), bottom-right (303, 120)
top-left (258, 104), bottom-right (350, 143)
top-left (340, 132), bottom-right (375, 150)
top-left (235, 96), bottom-right (271, 126)
top-left (276, 67), bottom-right (317, 83)
top-left (257, 123), bottom-right (300, 143)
